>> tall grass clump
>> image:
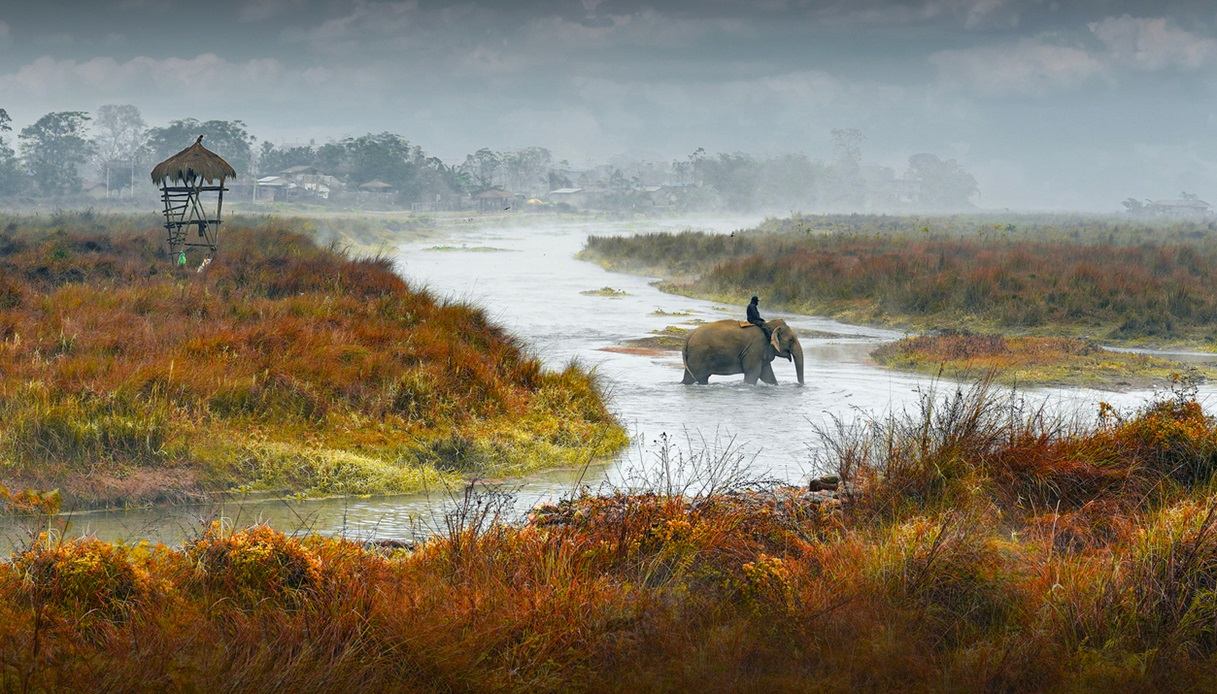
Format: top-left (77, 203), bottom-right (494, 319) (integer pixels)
top-left (0, 212), bottom-right (626, 507)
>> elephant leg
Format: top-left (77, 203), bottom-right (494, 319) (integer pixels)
top-left (760, 361), bottom-right (778, 385)
top-left (743, 364), bottom-right (761, 385)
top-left (682, 368), bottom-right (695, 385)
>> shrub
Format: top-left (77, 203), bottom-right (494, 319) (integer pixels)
top-left (186, 523), bottom-right (322, 608)
top-left (12, 536), bottom-right (147, 620)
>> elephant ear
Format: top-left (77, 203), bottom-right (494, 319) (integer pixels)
top-left (769, 325), bottom-right (782, 353)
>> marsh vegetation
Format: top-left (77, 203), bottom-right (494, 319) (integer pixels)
top-left (0, 213), bottom-right (625, 507)
top-left (582, 213), bottom-right (1217, 386)
top-left (583, 214), bottom-right (1217, 343)
top-left (7, 382), bottom-right (1217, 690)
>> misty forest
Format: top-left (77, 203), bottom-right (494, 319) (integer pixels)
top-left (5, 1), bottom-right (1217, 691)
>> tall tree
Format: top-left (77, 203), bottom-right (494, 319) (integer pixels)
top-left (19, 111), bottom-right (93, 195)
top-left (460, 148), bottom-right (502, 190)
top-left (257, 142), bottom-right (316, 175)
top-left (92, 104), bottom-right (147, 197)
top-left (905, 153), bottom-right (978, 209)
top-left (0, 109), bottom-right (24, 195)
top-left (500, 146), bottom-right (552, 194)
top-left (826, 128), bottom-right (866, 208)
top-left (145, 119), bottom-right (255, 176)
top-left (341, 132), bottom-right (420, 193)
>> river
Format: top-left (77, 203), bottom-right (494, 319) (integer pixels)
top-left (4, 217), bottom-right (1212, 549)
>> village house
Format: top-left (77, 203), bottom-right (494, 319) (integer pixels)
top-left (358, 179), bottom-right (395, 194)
top-left (255, 175), bottom-right (295, 202)
top-left (1144, 198), bottom-right (1213, 219)
top-left (280, 165), bottom-right (344, 200)
top-left (472, 187), bottom-right (515, 212)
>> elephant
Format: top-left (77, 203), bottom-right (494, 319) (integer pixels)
top-left (681, 319), bottom-right (805, 385)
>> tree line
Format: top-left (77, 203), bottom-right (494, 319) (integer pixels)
top-left (0, 105), bottom-right (980, 211)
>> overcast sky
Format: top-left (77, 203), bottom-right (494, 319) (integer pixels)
top-left (2, 0), bottom-right (1216, 209)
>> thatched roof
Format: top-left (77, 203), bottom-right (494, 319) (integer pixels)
top-left (150, 136), bottom-right (236, 184)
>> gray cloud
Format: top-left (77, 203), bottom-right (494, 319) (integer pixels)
top-left (1, 1), bottom-right (1216, 209)
top-left (1090, 15), bottom-right (1217, 70)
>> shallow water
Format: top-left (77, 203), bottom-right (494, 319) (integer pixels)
top-left (6, 217), bottom-right (1216, 550)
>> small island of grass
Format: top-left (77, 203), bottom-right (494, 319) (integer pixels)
top-left (580, 286), bottom-right (630, 297)
top-left (872, 333), bottom-right (1212, 388)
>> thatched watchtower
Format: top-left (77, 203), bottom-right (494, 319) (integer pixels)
top-left (151, 136), bottom-right (235, 263)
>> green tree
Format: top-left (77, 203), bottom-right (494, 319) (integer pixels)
top-left (341, 132), bottom-right (421, 193)
top-left (19, 111), bottom-right (94, 195)
top-left (145, 119), bottom-right (255, 176)
top-left (258, 142), bottom-right (317, 175)
top-left (0, 108), bottom-right (25, 195)
top-left (424, 156), bottom-right (473, 196)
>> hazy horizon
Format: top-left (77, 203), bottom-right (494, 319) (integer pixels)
top-left (3, 0), bottom-right (1217, 211)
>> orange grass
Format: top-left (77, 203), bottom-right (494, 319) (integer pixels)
top-left (0, 214), bottom-right (626, 506)
top-left (871, 333), bottom-right (1204, 387)
top-left (5, 384), bottom-right (1217, 689)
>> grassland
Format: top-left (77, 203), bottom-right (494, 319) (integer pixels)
top-left (0, 213), bottom-right (626, 508)
top-left (873, 333), bottom-right (1216, 388)
top-left (7, 382), bottom-right (1217, 690)
top-left (580, 214), bottom-right (1217, 346)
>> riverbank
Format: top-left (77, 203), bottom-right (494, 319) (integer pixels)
top-left (579, 214), bottom-right (1217, 350)
top-left (0, 213), bottom-right (626, 509)
top-left (579, 214), bottom-right (1217, 387)
top-left (6, 383), bottom-right (1217, 690)
top-left (872, 333), bottom-right (1216, 388)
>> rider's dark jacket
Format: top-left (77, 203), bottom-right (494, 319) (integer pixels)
top-left (747, 302), bottom-right (765, 327)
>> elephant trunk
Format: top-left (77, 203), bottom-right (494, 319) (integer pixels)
top-left (792, 340), bottom-right (805, 385)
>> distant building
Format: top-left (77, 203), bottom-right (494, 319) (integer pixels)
top-left (277, 166), bottom-right (342, 201)
top-left (547, 187), bottom-right (585, 207)
top-left (546, 186), bottom-right (616, 209)
top-left (472, 187), bottom-right (515, 212)
top-left (358, 179), bottom-right (396, 194)
top-left (1144, 198), bottom-right (1212, 219)
top-left (641, 184), bottom-right (692, 208)
top-left (255, 175), bottom-right (295, 202)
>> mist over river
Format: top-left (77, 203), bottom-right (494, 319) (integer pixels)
top-left (6, 217), bottom-right (1215, 549)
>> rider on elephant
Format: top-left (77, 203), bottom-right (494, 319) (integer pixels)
top-left (747, 296), bottom-right (771, 340)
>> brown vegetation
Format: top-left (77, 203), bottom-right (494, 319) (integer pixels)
top-left (0, 213), bottom-right (625, 507)
top-left (872, 333), bottom-right (1211, 387)
top-left (581, 214), bottom-right (1217, 344)
top-left (5, 383), bottom-right (1217, 689)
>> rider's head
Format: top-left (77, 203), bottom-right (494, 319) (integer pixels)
top-left (750, 295), bottom-right (759, 305)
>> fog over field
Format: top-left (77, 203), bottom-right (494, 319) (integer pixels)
top-left (1, 0), bottom-right (1216, 209)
